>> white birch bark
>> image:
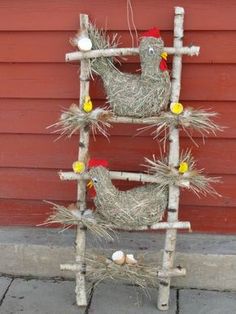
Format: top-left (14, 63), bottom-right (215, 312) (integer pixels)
top-left (59, 170), bottom-right (162, 183)
top-left (74, 14), bottom-right (90, 307)
top-left (158, 7), bottom-right (185, 311)
top-left (61, 264), bottom-right (186, 278)
top-left (66, 46), bottom-right (199, 62)
top-left (132, 221), bottom-right (190, 231)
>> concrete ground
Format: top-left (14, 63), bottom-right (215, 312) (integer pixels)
top-left (0, 227), bottom-right (236, 292)
top-left (0, 228), bottom-right (236, 313)
top-left (0, 276), bottom-right (235, 314)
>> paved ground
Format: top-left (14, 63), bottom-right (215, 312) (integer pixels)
top-left (1, 227), bottom-right (236, 292)
top-left (0, 276), bottom-right (235, 314)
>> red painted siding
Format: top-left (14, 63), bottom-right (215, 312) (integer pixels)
top-left (0, 0), bottom-right (236, 233)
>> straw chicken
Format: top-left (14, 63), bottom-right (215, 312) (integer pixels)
top-left (88, 25), bottom-right (171, 118)
top-left (89, 166), bottom-right (168, 229)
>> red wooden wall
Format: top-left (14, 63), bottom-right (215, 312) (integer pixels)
top-left (0, 0), bottom-right (235, 233)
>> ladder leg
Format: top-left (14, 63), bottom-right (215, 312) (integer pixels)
top-left (158, 229), bottom-right (177, 310)
top-left (158, 6), bottom-right (185, 310)
top-left (75, 13), bottom-right (91, 307)
top-left (75, 227), bottom-right (87, 306)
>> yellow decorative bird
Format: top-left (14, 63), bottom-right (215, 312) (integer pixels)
top-left (178, 162), bottom-right (189, 174)
top-left (83, 96), bottom-right (93, 113)
top-left (72, 161), bottom-right (85, 173)
top-left (170, 102), bottom-right (184, 115)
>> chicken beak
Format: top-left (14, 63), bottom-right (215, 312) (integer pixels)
top-left (161, 52), bottom-right (168, 60)
top-left (87, 180), bottom-right (94, 189)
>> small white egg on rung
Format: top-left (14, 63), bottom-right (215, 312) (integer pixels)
top-left (125, 254), bottom-right (138, 265)
top-left (112, 250), bottom-right (125, 265)
top-left (77, 37), bottom-right (92, 51)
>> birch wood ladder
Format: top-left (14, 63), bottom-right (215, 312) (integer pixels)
top-left (60, 6), bottom-right (200, 311)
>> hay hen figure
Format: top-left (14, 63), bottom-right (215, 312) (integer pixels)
top-left (88, 26), bottom-right (171, 118)
top-left (89, 166), bottom-right (168, 229)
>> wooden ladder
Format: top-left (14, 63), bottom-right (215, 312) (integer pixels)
top-left (59, 7), bottom-right (199, 311)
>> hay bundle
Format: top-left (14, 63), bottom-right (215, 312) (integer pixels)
top-left (85, 253), bottom-right (159, 289)
top-left (144, 151), bottom-right (220, 197)
top-left (48, 104), bottom-right (113, 139)
top-left (138, 107), bottom-right (222, 144)
top-left (89, 166), bottom-right (168, 229)
top-left (43, 202), bottom-right (115, 240)
top-left (87, 23), bottom-right (171, 118)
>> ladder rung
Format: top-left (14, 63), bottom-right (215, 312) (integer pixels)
top-left (123, 221), bottom-right (191, 230)
top-left (61, 263), bottom-right (186, 278)
top-left (59, 170), bottom-right (162, 184)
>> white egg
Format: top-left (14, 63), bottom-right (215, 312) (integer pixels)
top-left (112, 250), bottom-right (125, 265)
top-left (125, 254), bottom-right (138, 265)
top-left (77, 37), bottom-right (92, 51)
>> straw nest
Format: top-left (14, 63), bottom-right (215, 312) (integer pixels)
top-left (48, 104), bottom-right (113, 139)
top-left (138, 107), bottom-right (222, 144)
top-left (43, 202), bottom-right (115, 240)
top-left (85, 253), bottom-right (160, 290)
top-left (43, 179), bottom-right (167, 238)
top-left (89, 166), bottom-right (168, 229)
top-left (144, 150), bottom-right (221, 197)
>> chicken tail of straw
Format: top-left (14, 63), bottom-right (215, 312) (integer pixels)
top-left (87, 22), bottom-right (119, 77)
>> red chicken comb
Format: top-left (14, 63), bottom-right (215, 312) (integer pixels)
top-left (88, 158), bottom-right (109, 168)
top-left (142, 27), bottom-right (161, 38)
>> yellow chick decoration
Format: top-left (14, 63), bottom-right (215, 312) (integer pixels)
top-left (170, 102), bottom-right (184, 115)
top-left (72, 161), bottom-right (85, 173)
top-left (83, 96), bottom-right (93, 113)
top-left (178, 162), bottom-right (189, 174)
top-left (161, 51), bottom-right (168, 60)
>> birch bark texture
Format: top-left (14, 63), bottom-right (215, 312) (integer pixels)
top-left (74, 14), bottom-right (90, 307)
top-left (60, 264), bottom-right (186, 278)
top-left (66, 46), bottom-right (199, 61)
top-left (59, 170), bottom-right (163, 183)
top-left (158, 7), bottom-right (185, 311)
